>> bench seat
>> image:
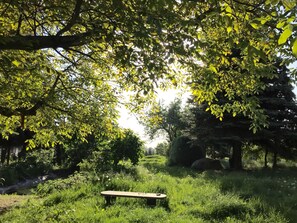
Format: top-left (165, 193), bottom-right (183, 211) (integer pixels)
top-left (101, 190), bottom-right (166, 206)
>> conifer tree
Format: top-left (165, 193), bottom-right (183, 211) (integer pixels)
top-left (188, 60), bottom-right (297, 169)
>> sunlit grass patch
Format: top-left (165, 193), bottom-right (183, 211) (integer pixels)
top-left (1, 155), bottom-right (295, 222)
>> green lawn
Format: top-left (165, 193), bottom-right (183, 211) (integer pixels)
top-left (1, 155), bottom-right (296, 222)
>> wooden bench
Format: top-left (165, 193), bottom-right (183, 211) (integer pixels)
top-left (101, 190), bottom-right (167, 206)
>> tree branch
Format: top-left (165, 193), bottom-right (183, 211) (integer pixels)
top-left (56, 0), bottom-right (83, 36)
top-left (0, 74), bottom-right (61, 117)
top-left (0, 32), bottom-right (92, 50)
top-left (66, 47), bottom-right (97, 62)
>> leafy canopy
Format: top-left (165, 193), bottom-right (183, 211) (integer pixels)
top-left (0, 0), bottom-right (296, 145)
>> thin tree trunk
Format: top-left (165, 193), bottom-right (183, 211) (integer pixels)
top-left (1, 148), bottom-right (6, 164)
top-left (54, 144), bottom-right (62, 166)
top-left (18, 143), bottom-right (27, 161)
top-left (273, 151), bottom-right (278, 168)
top-left (264, 148), bottom-right (268, 168)
top-left (6, 147), bottom-right (10, 165)
top-left (229, 144), bottom-right (243, 170)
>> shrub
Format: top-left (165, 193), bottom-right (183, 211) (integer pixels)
top-left (168, 136), bottom-right (204, 167)
top-left (155, 142), bottom-right (170, 156)
top-left (110, 129), bottom-right (144, 166)
top-left (36, 173), bottom-right (88, 197)
top-left (0, 155), bottom-right (51, 186)
top-left (79, 146), bottom-right (113, 173)
top-left (63, 134), bottom-right (98, 169)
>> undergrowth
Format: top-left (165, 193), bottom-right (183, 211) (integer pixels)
top-left (1, 155), bottom-right (296, 222)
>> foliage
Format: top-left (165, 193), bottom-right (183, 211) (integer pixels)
top-left (186, 0), bottom-right (297, 130)
top-left (253, 60), bottom-right (297, 166)
top-left (144, 147), bottom-right (155, 156)
top-left (142, 98), bottom-right (188, 143)
top-left (36, 173), bottom-right (88, 197)
top-left (78, 129), bottom-right (143, 174)
top-left (62, 133), bottom-right (100, 169)
top-left (155, 142), bottom-right (170, 156)
top-left (187, 59), bottom-right (297, 169)
top-left (79, 147), bottom-right (114, 173)
top-left (0, 1), bottom-right (295, 146)
top-left (110, 129), bottom-right (144, 166)
top-left (168, 136), bottom-right (204, 167)
top-left (2, 155), bottom-right (297, 222)
top-left (0, 155), bottom-right (52, 186)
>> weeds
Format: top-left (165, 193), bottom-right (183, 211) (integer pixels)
top-left (1, 155), bottom-right (295, 223)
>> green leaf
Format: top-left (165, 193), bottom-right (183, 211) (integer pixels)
top-left (282, 0), bottom-right (295, 10)
top-left (209, 65), bottom-right (218, 73)
top-left (259, 18), bottom-right (268, 25)
top-left (271, 0), bottom-right (280, 5)
top-left (276, 20), bottom-right (286, 29)
top-left (292, 38), bottom-right (297, 57)
top-left (227, 26), bottom-right (232, 34)
top-left (12, 60), bottom-right (20, 67)
top-left (266, 0), bottom-right (280, 5)
top-left (278, 25), bottom-right (293, 45)
top-left (225, 6), bottom-right (232, 13)
top-left (250, 23), bottom-right (260, 29)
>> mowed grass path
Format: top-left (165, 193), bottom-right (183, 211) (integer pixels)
top-left (1, 155), bottom-right (297, 222)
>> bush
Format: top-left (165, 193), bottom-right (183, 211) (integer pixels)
top-left (155, 142), bottom-right (169, 156)
top-left (168, 136), bottom-right (204, 167)
top-left (79, 129), bottom-right (144, 176)
top-left (36, 173), bottom-right (88, 197)
top-left (79, 146), bottom-right (114, 173)
top-left (63, 134), bottom-right (98, 169)
top-left (110, 129), bottom-right (144, 166)
top-left (0, 155), bottom-right (52, 186)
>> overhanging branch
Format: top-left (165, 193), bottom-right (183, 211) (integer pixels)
top-left (0, 32), bottom-right (92, 50)
top-left (56, 0), bottom-right (84, 36)
top-left (0, 74), bottom-right (61, 117)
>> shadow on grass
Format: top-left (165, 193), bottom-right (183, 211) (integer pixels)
top-left (194, 167), bottom-right (297, 222)
top-left (141, 156), bottom-right (297, 222)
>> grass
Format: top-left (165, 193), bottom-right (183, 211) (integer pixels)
top-left (0, 195), bottom-right (33, 215)
top-left (1, 155), bottom-right (297, 222)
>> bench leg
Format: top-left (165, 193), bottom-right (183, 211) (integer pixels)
top-left (105, 196), bottom-right (116, 205)
top-left (146, 198), bottom-right (156, 206)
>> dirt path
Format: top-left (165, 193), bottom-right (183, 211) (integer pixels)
top-left (0, 195), bottom-right (31, 215)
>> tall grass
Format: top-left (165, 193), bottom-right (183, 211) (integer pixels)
top-left (1, 155), bottom-right (296, 222)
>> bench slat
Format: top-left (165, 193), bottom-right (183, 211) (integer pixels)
top-left (101, 190), bottom-right (166, 199)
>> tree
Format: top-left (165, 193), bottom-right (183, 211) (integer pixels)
top-left (253, 60), bottom-right (297, 168)
top-left (168, 135), bottom-right (204, 167)
top-left (0, 0), bottom-right (296, 149)
top-left (188, 60), bottom-right (297, 170)
top-left (155, 142), bottom-right (169, 156)
top-left (142, 98), bottom-right (188, 143)
top-left (185, 0), bottom-right (297, 130)
top-left (187, 98), bottom-right (251, 170)
top-left (110, 129), bottom-right (143, 166)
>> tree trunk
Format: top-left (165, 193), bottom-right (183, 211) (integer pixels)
top-left (273, 151), bottom-right (278, 169)
top-left (18, 143), bottom-right (27, 161)
top-left (264, 148), bottom-right (268, 168)
top-left (1, 148), bottom-right (6, 164)
top-left (6, 147), bottom-right (11, 165)
top-left (54, 144), bottom-right (62, 166)
top-left (229, 144), bottom-right (243, 170)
